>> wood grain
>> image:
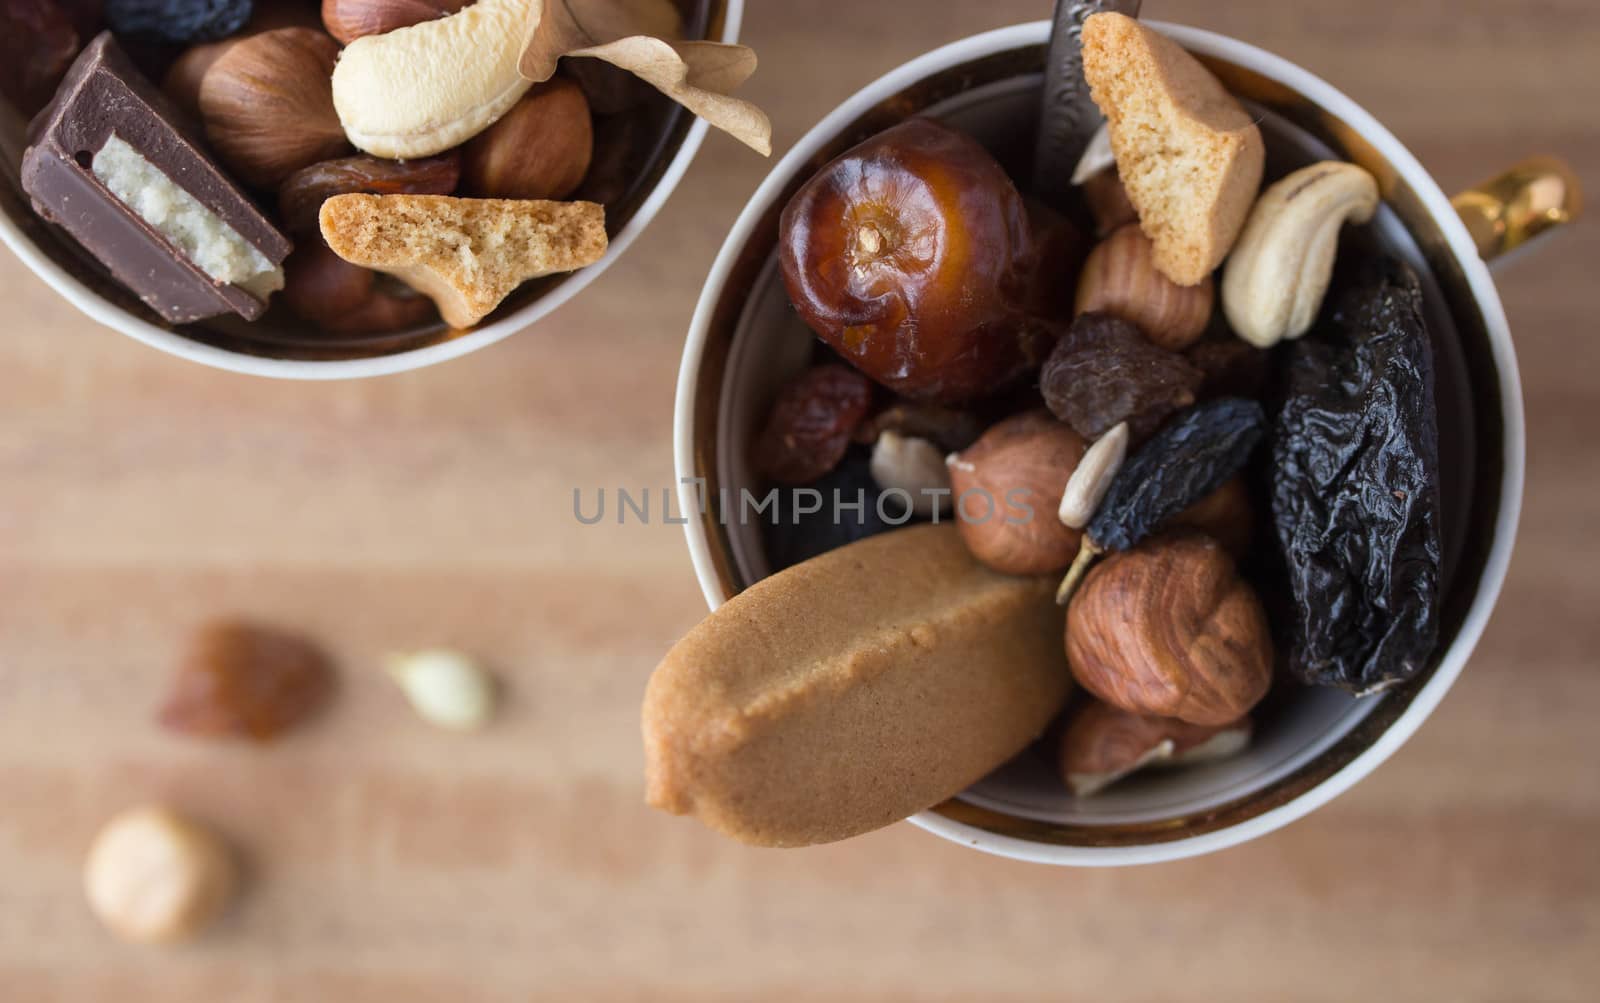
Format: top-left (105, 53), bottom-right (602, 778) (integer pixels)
top-left (2, 2), bottom-right (1597, 999)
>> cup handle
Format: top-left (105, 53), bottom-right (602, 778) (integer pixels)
top-left (1452, 157), bottom-right (1583, 267)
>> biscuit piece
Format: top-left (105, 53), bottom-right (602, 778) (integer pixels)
top-left (319, 194), bottom-right (607, 328)
top-left (643, 524), bottom-right (1071, 848)
top-left (1082, 12), bottom-right (1264, 286)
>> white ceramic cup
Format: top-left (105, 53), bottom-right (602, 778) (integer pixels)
top-left (0, 0), bottom-right (743, 380)
top-left (673, 21), bottom-right (1578, 865)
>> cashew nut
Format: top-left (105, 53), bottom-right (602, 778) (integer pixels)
top-left (1221, 161), bottom-right (1380, 348)
top-left (332, 0), bottom-right (537, 159)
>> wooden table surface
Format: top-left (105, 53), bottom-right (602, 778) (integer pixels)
top-left (2, 2), bottom-right (1597, 999)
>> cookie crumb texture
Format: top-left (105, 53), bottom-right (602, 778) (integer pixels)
top-left (642, 524), bottom-right (1071, 847)
top-left (319, 194), bottom-right (608, 328)
top-left (1082, 12), bottom-right (1263, 286)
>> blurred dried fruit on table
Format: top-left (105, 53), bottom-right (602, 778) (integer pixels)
top-left (159, 619), bottom-right (334, 741)
top-left (779, 118), bottom-right (1050, 404)
top-left (1272, 257), bottom-right (1441, 694)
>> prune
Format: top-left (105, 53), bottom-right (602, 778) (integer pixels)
top-left (852, 402), bottom-right (983, 452)
top-left (0, 0), bottom-right (81, 116)
top-left (764, 456), bottom-right (895, 572)
top-left (1184, 329), bottom-right (1270, 401)
top-left (106, 0), bottom-right (252, 44)
top-left (279, 153), bottom-right (462, 233)
top-left (1040, 313), bottom-right (1202, 442)
top-left (779, 118), bottom-right (1050, 404)
top-left (160, 620), bottom-right (333, 741)
top-left (755, 364), bottom-right (875, 485)
top-left (1271, 257), bottom-right (1440, 694)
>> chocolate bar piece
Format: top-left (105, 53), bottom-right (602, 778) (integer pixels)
top-left (21, 33), bottom-right (291, 324)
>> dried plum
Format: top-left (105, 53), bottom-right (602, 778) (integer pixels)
top-left (1271, 257), bottom-right (1440, 694)
top-left (754, 364), bottom-right (875, 486)
top-left (764, 456), bottom-right (896, 572)
top-left (105, 0), bottom-right (251, 45)
top-left (1041, 313), bottom-right (1202, 442)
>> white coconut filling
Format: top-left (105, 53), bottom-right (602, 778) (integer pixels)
top-left (91, 135), bottom-right (284, 300)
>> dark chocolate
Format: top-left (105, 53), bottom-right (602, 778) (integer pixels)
top-left (21, 32), bottom-right (290, 324)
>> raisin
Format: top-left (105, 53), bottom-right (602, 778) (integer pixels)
top-left (106, 0), bottom-right (252, 44)
top-left (0, 0), bottom-right (82, 116)
top-left (754, 364), bottom-right (874, 485)
top-left (764, 456), bottom-right (896, 572)
top-left (1185, 329), bottom-right (1270, 401)
top-left (1271, 257), bottom-right (1440, 694)
top-left (1040, 313), bottom-right (1203, 442)
top-left (159, 620), bottom-right (334, 741)
top-left (279, 153), bottom-right (461, 233)
top-left (1088, 398), bottom-right (1267, 553)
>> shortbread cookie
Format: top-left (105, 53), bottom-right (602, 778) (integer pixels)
top-left (1082, 12), bottom-right (1263, 286)
top-left (643, 523), bottom-right (1071, 848)
top-left (319, 194), bottom-right (607, 328)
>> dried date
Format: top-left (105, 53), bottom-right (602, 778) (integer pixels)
top-left (160, 620), bottom-right (334, 741)
top-left (1041, 313), bottom-right (1202, 443)
top-left (755, 364), bottom-right (874, 485)
top-left (279, 153), bottom-right (462, 233)
top-left (1271, 257), bottom-right (1440, 694)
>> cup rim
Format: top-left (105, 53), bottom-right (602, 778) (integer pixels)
top-left (0, 0), bottom-right (744, 381)
top-left (673, 20), bottom-right (1526, 865)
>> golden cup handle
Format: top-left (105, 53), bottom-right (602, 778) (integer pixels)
top-left (1452, 157), bottom-right (1584, 266)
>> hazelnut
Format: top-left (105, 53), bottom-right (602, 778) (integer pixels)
top-left (1059, 698), bottom-right (1252, 796)
top-left (162, 39), bottom-right (239, 122)
top-left (946, 411), bottom-right (1086, 576)
top-left (84, 806), bottom-right (236, 945)
top-left (1167, 477), bottom-right (1253, 559)
top-left (1066, 533), bottom-right (1272, 725)
top-left (282, 238), bottom-right (439, 335)
top-left (460, 78), bottom-right (594, 201)
top-left (198, 28), bottom-right (349, 189)
top-left (1076, 224), bottom-right (1214, 351)
top-left (322, 0), bottom-right (469, 44)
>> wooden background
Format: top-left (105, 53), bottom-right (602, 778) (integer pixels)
top-left (2, 1), bottom-right (1596, 999)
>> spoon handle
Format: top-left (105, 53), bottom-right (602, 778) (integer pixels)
top-left (1033, 0), bottom-right (1142, 208)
